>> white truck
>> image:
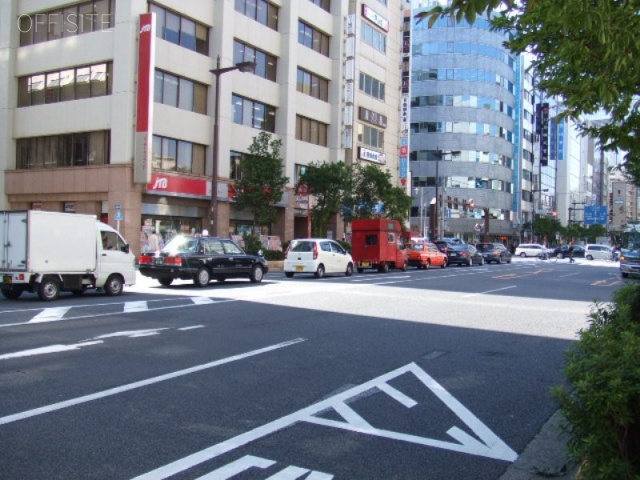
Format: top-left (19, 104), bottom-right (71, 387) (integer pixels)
top-left (0, 210), bottom-right (136, 301)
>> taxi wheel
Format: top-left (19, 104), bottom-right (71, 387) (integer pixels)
top-left (250, 265), bottom-right (264, 283)
top-left (424, 261), bottom-right (430, 270)
top-left (285, 272), bottom-right (294, 278)
top-left (441, 260), bottom-right (447, 269)
top-left (194, 267), bottom-right (211, 287)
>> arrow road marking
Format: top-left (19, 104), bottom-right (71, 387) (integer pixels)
top-left (133, 363), bottom-right (517, 480)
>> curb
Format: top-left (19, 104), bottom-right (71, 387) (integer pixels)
top-left (499, 410), bottom-right (578, 479)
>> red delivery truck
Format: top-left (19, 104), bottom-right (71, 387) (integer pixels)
top-left (351, 219), bottom-right (407, 273)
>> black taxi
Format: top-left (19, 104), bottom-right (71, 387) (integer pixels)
top-left (138, 235), bottom-right (268, 287)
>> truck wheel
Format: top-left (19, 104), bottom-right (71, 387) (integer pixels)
top-left (357, 267), bottom-right (364, 274)
top-left (621, 272), bottom-right (629, 278)
top-left (1, 285), bottom-right (23, 300)
top-left (38, 278), bottom-right (60, 301)
top-left (158, 277), bottom-right (173, 287)
top-left (194, 267), bottom-right (211, 287)
top-left (401, 261), bottom-right (407, 272)
top-left (250, 265), bottom-right (264, 283)
top-left (345, 263), bottom-right (353, 277)
top-left (105, 275), bottom-right (124, 296)
top-left (315, 264), bottom-right (325, 279)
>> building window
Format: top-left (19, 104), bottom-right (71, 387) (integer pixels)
top-left (230, 151), bottom-right (247, 180)
top-left (298, 21), bottom-right (330, 56)
top-left (17, 131), bottom-right (110, 169)
top-left (297, 68), bottom-right (329, 101)
top-left (232, 95), bottom-right (276, 132)
top-left (359, 72), bottom-right (385, 100)
top-left (360, 23), bottom-right (386, 53)
top-left (152, 135), bottom-right (205, 175)
top-left (308, 0), bottom-right (330, 12)
top-left (19, 0), bottom-right (115, 46)
top-left (150, 4), bottom-right (209, 55)
top-left (154, 70), bottom-right (207, 114)
top-left (18, 63), bottom-right (112, 107)
top-left (235, 0), bottom-right (278, 31)
top-left (296, 115), bottom-right (328, 146)
top-left (357, 124), bottom-right (384, 149)
top-left (233, 40), bottom-right (277, 81)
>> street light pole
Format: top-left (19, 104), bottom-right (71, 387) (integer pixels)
top-left (531, 188), bottom-right (549, 242)
top-left (434, 152), bottom-right (440, 240)
top-left (209, 56), bottom-right (255, 236)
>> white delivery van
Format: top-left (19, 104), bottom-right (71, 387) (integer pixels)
top-left (0, 210), bottom-right (136, 301)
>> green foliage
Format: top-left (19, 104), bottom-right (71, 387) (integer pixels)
top-left (553, 284), bottom-right (640, 479)
top-left (263, 249), bottom-right (284, 261)
top-left (416, 1), bottom-right (640, 186)
top-left (336, 239), bottom-right (352, 254)
top-left (242, 233), bottom-right (263, 255)
top-left (234, 132), bottom-right (289, 229)
top-left (300, 161), bottom-right (411, 236)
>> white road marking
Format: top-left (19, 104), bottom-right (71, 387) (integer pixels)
top-left (463, 286), bottom-right (517, 298)
top-left (195, 455), bottom-right (275, 479)
top-left (178, 325), bottom-right (205, 331)
top-left (0, 338), bottom-right (305, 426)
top-left (132, 362), bottom-right (516, 480)
top-left (93, 329), bottom-right (169, 339)
top-left (0, 341), bottom-right (103, 360)
top-left (29, 307), bottom-right (72, 323)
top-left (191, 297), bottom-right (215, 305)
top-left (558, 273), bottom-right (580, 278)
top-left (0, 297), bottom-right (236, 329)
top-left (124, 301), bottom-right (149, 313)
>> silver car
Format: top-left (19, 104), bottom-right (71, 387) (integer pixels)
top-left (284, 239), bottom-right (354, 278)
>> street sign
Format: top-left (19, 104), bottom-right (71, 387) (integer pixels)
top-left (115, 211), bottom-right (124, 221)
top-left (583, 205), bottom-right (607, 225)
top-left (115, 203), bottom-right (121, 210)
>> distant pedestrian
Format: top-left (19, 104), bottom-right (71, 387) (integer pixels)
top-left (147, 229), bottom-right (160, 253)
top-left (568, 241), bottom-right (575, 263)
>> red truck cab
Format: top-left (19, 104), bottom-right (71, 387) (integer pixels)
top-left (351, 219), bottom-right (407, 273)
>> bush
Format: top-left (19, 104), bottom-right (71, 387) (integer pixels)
top-left (337, 239), bottom-right (352, 254)
top-left (553, 284), bottom-right (640, 479)
top-left (263, 249), bottom-right (284, 261)
top-left (242, 233), bottom-right (263, 255)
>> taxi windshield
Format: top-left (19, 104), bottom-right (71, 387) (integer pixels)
top-left (162, 235), bottom-right (199, 254)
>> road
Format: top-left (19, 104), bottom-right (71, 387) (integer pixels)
top-left (0, 257), bottom-right (625, 479)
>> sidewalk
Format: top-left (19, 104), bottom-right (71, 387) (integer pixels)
top-left (500, 410), bottom-right (578, 479)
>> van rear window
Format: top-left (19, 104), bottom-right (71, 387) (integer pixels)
top-left (291, 241), bottom-right (314, 252)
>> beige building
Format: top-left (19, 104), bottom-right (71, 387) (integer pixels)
top-left (0, 0), bottom-right (403, 254)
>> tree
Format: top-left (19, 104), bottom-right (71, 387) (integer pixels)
top-left (234, 132), bottom-right (288, 232)
top-left (415, 0), bottom-right (640, 186)
top-left (345, 164), bottom-right (412, 223)
top-left (298, 161), bottom-right (351, 237)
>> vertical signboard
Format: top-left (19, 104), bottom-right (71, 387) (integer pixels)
top-left (134, 12), bottom-right (156, 184)
top-left (399, 3), bottom-right (412, 189)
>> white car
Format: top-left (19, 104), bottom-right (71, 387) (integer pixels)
top-left (284, 239), bottom-right (354, 278)
top-left (584, 244), bottom-right (613, 260)
top-left (514, 243), bottom-right (549, 257)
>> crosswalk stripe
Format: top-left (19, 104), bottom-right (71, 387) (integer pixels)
top-left (123, 301), bottom-right (149, 313)
top-left (191, 297), bottom-right (215, 305)
top-left (30, 307), bottom-right (72, 323)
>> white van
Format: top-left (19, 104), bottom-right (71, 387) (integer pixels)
top-left (584, 244), bottom-right (612, 260)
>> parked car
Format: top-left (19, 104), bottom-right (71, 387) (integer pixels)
top-left (138, 235), bottom-right (268, 287)
top-left (284, 238), bottom-right (354, 278)
top-left (552, 244), bottom-right (586, 259)
top-left (406, 241), bottom-right (448, 269)
top-left (515, 243), bottom-right (550, 258)
top-left (584, 244), bottom-right (613, 260)
top-left (446, 244), bottom-right (485, 266)
top-left (475, 242), bottom-right (512, 264)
